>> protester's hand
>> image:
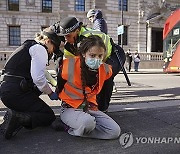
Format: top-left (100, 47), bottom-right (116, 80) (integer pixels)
top-left (49, 92), bottom-right (59, 100)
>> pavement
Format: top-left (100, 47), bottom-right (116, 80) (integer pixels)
top-left (0, 69), bottom-right (180, 154)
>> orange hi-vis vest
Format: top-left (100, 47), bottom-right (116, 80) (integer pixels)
top-left (59, 57), bottom-right (112, 109)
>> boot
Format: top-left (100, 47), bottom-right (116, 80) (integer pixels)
top-left (51, 116), bottom-right (70, 132)
top-left (0, 110), bottom-right (22, 139)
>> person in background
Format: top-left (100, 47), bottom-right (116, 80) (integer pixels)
top-left (57, 35), bottom-right (121, 139)
top-left (125, 49), bottom-right (132, 72)
top-left (54, 17), bottom-right (126, 112)
top-left (134, 51), bottom-right (141, 72)
top-left (87, 9), bottom-right (108, 34)
top-left (0, 28), bottom-right (62, 140)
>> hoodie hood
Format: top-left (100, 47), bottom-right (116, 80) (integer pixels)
top-left (94, 10), bottom-right (103, 19)
top-left (92, 10), bottom-right (108, 34)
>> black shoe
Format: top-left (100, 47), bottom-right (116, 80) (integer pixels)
top-left (0, 110), bottom-right (22, 139)
top-left (51, 118), bottom-right (66, 131)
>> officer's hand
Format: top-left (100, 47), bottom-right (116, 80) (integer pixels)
top-left (49, 92), bottom-right (59, 100)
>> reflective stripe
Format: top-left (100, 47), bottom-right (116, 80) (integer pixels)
top-left (68, 58), bottom-right (75, 83)
top-left (81, 30), bottom-right (104, 36)
top-left (64, 82), bottom-right (95, 100)
top-left (104, 35), bottom-right (109, 58)
top-left (67, 81), bottom-right (94, 96)
top-left (67, 58), bottom-right (84, 95)
top-left (64, 59), bottom-right (84, 99)
top-left (65, 58), bottom-right (88, 99)
top-left (64, 87), bottom-right (81, 99)
top-left (103, 63), bottom-right (109, 74)
top-left (101, 34), bottom-right (108, 56)
top-left (68, 81), bottom-right (83, 94)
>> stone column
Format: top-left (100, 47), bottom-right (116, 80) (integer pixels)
top-left (137, 0), bottom-right (147, 53)
top-left (147, 26), bottom-right (152, 53)
top-left (137, 21), bottom-right (147, 53)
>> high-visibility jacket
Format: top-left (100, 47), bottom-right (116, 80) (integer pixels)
top-left (59, 57), bottom-right (112, 108)
top-left (64, 27), bottom-right (112, 60)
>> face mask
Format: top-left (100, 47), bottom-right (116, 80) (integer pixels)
top-left (85, 58), bottom-right (102, 70)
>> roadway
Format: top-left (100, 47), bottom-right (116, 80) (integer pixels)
top-left (0, 70), bottom-right (180, 154)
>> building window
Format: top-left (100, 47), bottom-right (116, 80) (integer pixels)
top-left (118, 25), bottom-right (128, 45)
top-left (42, 0), bottom-right (52, 13)
top-left (8, 0), bottom-right (19, 11)
top-left (118, 0), bottom-right (128, 11)
top-left (9, 26), bottom-right (21, 46)
top-left (75, 0), bottom-right (85, 11)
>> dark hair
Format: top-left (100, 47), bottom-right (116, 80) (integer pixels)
top-left (79, 35), bottom-right (106, 56)
top-left (78, 35), bottom-right (106, 111)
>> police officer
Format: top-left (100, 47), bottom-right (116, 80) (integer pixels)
top-left (0, 28), bottom-right (63, 139)
top-left (52, 17), bottom-right (126, 112)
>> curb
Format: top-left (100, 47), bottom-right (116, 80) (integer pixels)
top-left (119, 69), bottom-right (164, 74)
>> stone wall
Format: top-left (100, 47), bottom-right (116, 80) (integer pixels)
top-left (0, 0), bottom-right (179, 53)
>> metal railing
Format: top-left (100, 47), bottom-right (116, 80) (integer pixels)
top-left (0, 51), bottom-right (164, 62)
top-left (133, 52), bottom-right (163, 61)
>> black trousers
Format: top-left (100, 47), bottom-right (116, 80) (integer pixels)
top-left (0, 81), bottom-right (55, 129)
top-left (97, 45), bottom-right (125, 111)
top-left (127, 61), bottom-right (132, 72)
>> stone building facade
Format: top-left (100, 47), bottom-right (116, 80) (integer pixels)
top-left (0, 0), bottom-right (179, 54)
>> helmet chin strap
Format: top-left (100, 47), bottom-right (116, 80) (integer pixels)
top-left (73, 36), bottom-right (76, 44)
top-left (73, 29), bottom-right (79, 44)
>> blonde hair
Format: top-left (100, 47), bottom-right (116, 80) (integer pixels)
top-left (34, 27), bottom-right (51, 44)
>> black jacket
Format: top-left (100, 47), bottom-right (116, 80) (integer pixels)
top-left (4, 40), bottom-right (38, 80)
top-left (93, 10), bottom-right (108, 34)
